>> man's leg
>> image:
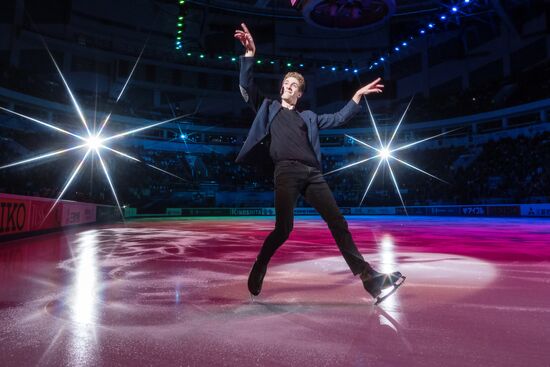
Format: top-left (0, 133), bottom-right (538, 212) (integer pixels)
top-left (303, 170), bottom-right (367, 275)
top-left (257, 161), bottom-right (304, 265)
top-left (303, 169), bottom-right (405, 304)
top-left (249, 161), bottom-right (304, 296)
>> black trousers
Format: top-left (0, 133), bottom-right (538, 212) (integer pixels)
top-left (256, 160), bottom-right (368, 275)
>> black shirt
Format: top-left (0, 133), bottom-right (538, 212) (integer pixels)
top-left (269, 107), bottom-right (320, 169)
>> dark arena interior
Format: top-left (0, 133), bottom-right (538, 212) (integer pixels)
top-left (0, 1), bottom-right (549, 366)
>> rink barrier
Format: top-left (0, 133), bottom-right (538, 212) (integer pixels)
top-left (0, 193), bottom-right (121, 240)
top-left (125, 204), bottom-right (550, 218)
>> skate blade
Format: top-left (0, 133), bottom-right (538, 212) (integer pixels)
top-left (374, 276), bottom-right (406, 305)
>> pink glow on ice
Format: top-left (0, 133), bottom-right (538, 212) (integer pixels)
top-left (0, 216), bottom-right (549, 366)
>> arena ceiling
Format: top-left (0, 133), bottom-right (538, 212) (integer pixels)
top-left (186, 0), bottom-right (443, 17)
top-left (173, 1), bottom-right (537, 39)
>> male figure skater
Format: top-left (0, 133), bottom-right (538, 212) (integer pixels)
top-left (234, 23), bottom-right (404, 304)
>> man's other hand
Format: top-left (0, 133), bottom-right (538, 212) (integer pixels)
top-left (234, 23), bottom-right (256, 57)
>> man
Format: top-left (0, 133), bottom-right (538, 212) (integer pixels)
top-left (234, 23), bottom-right (404, 305)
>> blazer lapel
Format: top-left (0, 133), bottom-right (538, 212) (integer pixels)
top-left (268, 100), bottom-right (282, 128)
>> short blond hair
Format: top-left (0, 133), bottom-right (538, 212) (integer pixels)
top-left (283, 72), bottom-right (306, 92)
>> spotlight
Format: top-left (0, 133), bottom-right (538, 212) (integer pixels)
top-left (440, 15), bottom-right (447, 20)
top-left (331, 66), bottom-right (336, 71)
top-left (353, 69), bottom-right (358, 73)
top-left (289, 0), bottom-right (307, 10)
top-left (428, 23), bottom-right (434, 28)
top-left (329, 3), bottom-right (338, 16)
top-left (380, 57), bottom-right (385, 61)
top-left (402, 42), bottom-right (407, 47)
top-left (420, 29), bottom-right (426, 34)
top-left (451, 7), bottom-right (458, 12)
top-left (86, 136), bottom-right (102, 150)
top-left (294, 0), bottom-right (395, 30)
top-left (394, 47), bottom-right (400, 51)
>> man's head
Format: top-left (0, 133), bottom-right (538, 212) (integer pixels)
top-left (280, 72), bottom-right (305, 106)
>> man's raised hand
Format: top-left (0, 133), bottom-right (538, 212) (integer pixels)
top-left (234, 23), bottom-right (256, 57)
top-left (353, 77), bottom-right (384, 103)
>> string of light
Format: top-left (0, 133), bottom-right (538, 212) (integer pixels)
top-left (173, 1), bottom-right (482, 75)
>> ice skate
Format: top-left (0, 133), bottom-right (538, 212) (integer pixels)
top-left (248, 260), bottom-right (267, 297)
top-left (361, 267), bottom-right (406, 305)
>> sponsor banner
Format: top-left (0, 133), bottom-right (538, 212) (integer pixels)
top-left (433, 207), bottom-right (461, 216)
top-left (97, 205), bottom-right (122, 223)
top-left (262, 208), bottom-right (275, 216)
top-left (398, 206), bottom-right (429, 216)
top-left (460, 206), bottom-right (487, 216)
top-left (30, 200), bottom-right (62, 231)
top-left (520, 204), bottom-right (550, 217)
top-left (0, 196), bottom-right (31, 236)
top-left (124, 207), bottom-right (138, 217)
top-left (294, 208), bottom-right (318, 215)
top-left (130, 204), bottom-right (544, 218)
top-left (340, 207), bottom-right (352, 215)
top-left (1, 193), bottom-right (110, 238)
top-left (166, 208), bottom-right (182, 216)
top-left (487, 205), bottom-right (520, 217)
top-left (61, 202), bottom-right (96, 226)
top-left (181, 208), bottom-right (232, 216)
top-left (230, 208), bottom-right (265, 216)
top-left (350, 207), bottom-right (396, 215)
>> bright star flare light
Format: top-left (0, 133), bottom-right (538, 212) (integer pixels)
top-left (325, 97), bottom-right (457, 214)
top-left (0, 41), bottom-right (192, 224)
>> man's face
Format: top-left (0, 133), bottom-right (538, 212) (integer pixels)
top-left (281, 77), bottom-right (303, 105)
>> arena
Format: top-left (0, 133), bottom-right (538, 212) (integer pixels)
top-left (1, 1), bottom-right (549, 366)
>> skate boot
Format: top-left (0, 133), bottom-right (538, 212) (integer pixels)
top-left (248, 260), bottom-right (267, 298)
top-left (360, 265), bottom-right (405, 305)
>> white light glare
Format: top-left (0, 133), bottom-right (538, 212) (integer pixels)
top-left (0, 39), bottom-right (193, 226)
top-left (325, 96), bottom-right (456, 212)
top-left (86, 136), bottom-right (103, 150)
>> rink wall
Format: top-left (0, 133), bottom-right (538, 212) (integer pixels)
top-left (127, 203), bottom-right (550, 218)
top-left (0, 193), bottom-right (121, 240)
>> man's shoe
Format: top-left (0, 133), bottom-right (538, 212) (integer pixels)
top-left (360, 266), bottom-right (405, 305)
top-left (248, 260), bottom-right (267, 296)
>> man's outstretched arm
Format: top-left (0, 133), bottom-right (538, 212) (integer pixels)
top-left (234, 23), bottom-right (264, 113)
top-left (317, 77), bottom-right (384, 130)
